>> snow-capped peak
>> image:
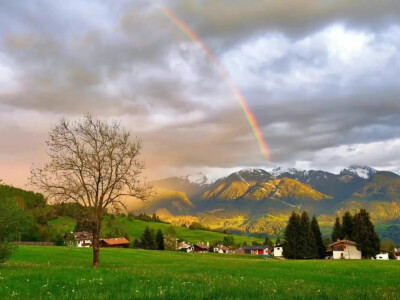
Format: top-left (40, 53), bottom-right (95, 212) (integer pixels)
top-left (182, 173), bottom-right (211, 186)
top-left (271, 167), bottom-right (303, 177)
top-left (340, 165), bottom-right (376, 179)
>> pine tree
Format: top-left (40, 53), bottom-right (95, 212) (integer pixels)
top-left (275, 237), bottom-right (282, 245)
top-left (341, 211), bottom-right (354, 239)
top-left (140, 226), bottom-right (156, 250)
top-left (311, 215), bottom-right (326, 259)
top-left (283, 211), bottom-right (301, 259)
top-left (299, 211), bottom-right (317, 259)
top-left (263, 236), bottom-right (273, 248)
top-left (331, 216), bottom-right (343, 241)
top-left (352, 209), bottom-right (380, 258)
top-left (155, 229), bottom-right (165, 250)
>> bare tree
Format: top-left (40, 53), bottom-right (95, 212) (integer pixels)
top-left (30, 115), bottom-right (152, 267)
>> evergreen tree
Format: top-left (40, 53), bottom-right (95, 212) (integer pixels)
top-left (275, 237), bottom-right (282, 245)
top-left (341, 211), bottom-right (354, 239)
top-left (155, 229), bottom-right (165, 250)
top-left (283, 211), bottom-right (301, 259)
top-left (352, 209), bottom-right (380, 258)
top-left (299, 211), bottom-right (317, 259)
top-left (140, 226), bottom-right (156, 250)
top-left (311, 215), bottom-right (326, 259)
top-left (222, 235), bottom-right (235, 247)
top-left (331, 216), bottom-right (343, 241)
top-left (263, 236), bottom-right (273, 248)
top-left (133, 238), bottom-right (141, 249)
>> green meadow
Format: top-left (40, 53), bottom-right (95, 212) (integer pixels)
top-left (1, 246), bottom-right (399, 299)
top-left (49, 216), bottom-right (265, 245)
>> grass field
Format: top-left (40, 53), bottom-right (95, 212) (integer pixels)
top-left (1, 246), bottom-right (399, 299)
top-left (49, 216), bottom-right (265, 245)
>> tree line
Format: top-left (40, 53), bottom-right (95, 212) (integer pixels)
top-left (283, 211), bottom-right (326, 259)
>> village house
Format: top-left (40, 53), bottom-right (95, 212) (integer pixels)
top-left (193, 242), bottom-right (209, 253)
top-left (64, 231), bottom-right (92, 247)
top-left (273, 244), bottom-right (283, 257)
top-left (213, 244), bottom-right (230, 253)
top-left (177, 241), bottom-right (193, 252)
top-left (395, 248), bottom-right (400, 260)
top-left (100, 237), bottom-right (130, 248)
top-left (230, 248), bottom-right (245, 254)
top-left (375, 252), bottom-right (389, 260)
top-left (244, 245), bottom-right (269, 255)
top-left (329, 239), bottom-right (362, 259)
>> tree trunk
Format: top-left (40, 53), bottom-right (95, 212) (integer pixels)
top-left (92, 220), bottom-right (102, 267)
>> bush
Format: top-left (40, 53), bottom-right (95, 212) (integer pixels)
top-left (0, 242), bottom-right (17, 263)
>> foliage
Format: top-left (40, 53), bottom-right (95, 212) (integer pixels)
top-left (140, 226), bottom-right (157, 250)
top-left (352, 209), bottom-right (380, 258)
top-left (331, 216), bottom-right (342, 241)
top-left (341, 211), bottom-right (354, 239)
top-left (311, 215), bottom-right (326, 259)
top-left (263, 236), bottom-right (273, 248)
top-left (283, 211), bottom-right (301, 259)
top-left (222, 235), bottom-right (235, 247)
top-left (64, 232), bottom-right (77, 248)
top-left (155, 229), bottom-right (165, 250)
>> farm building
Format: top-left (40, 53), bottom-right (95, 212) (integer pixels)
top-left (213, 244), bottom-right (230, 253)
top-left (193, 242), bottom-right (209, 253)
top-left (330, 239), bottom-right (361, 259)
top-left (273, 244), bottom-right (283, 257)
top-left (100, 237), bottom-right (130, 248)
top-left (64, 231), bottom-right (92, 247)
top-left (396, 249), bottom-right (400, 260)
top-left (244, 245), bottom-right (269, 255)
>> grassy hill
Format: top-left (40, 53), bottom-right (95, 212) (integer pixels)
top-left (1, 246), bottom-right (399, 299)
top-left (49, 216), bottom-right (265, 245)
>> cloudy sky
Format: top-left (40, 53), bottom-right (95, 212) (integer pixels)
top-left (1, 0), bottom-right (400, 187)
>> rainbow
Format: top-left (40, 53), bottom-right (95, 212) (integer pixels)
top-left (158, 6), bottom-right (270, 162)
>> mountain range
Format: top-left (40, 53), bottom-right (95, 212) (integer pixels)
top-left (141, 166), bottom-right (400, 236)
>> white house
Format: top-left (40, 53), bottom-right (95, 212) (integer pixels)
top-left (395, 248), bottom-right (400, 260)
top-left (330, 239), bottom-right (362, 259)
top-left (376, 253), bottom-right (389, 260)
top-left (67, 231), bottom-right (92, 247)
top-left (273, 244), bottom-right (283, 257)
top-left (178, 241), bottom-right (193, 252)
top-left (213, 244), bottom-right (229, 253)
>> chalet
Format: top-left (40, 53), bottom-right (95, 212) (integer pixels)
top-left (193, 242), bottom-right (209, 253)
top-left (244, 245), bottom-right (269, 255)
top-left (213, 244), bottom-right (230, 253)
top-left (178, 241), bottom-right (193, 252)
top-left (396, 250), bottom-right (400, 260)
top-left (100, 237), bottom-right (130, 248)
top-left (64, 231), bottom-right (92, 247)
top-left (329, 239), bottom-right (361, 259)
top-left (273, 244), bottom-right (283, 257)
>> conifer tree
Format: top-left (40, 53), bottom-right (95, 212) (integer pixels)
top-left (352, 209), bottom-right (380, 258)
top-left (263, 235), bottom-right (273, 248)
top-left (140, 226), bottom-right (156, 250)
top-left (341, 211), bottom-right (354, 239)
top-left (299, 211), bottom-right (317, 259)
top-left (155, 229), bottom-right (165, 250)
top-left (275, 237), bottom-right (282, 245)
top-left (311, 215), bottom-right (326, 259)
top-left (283, 211), bottom-right (301, 259)
top-left (331, 216), bottom-right (343, 241)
